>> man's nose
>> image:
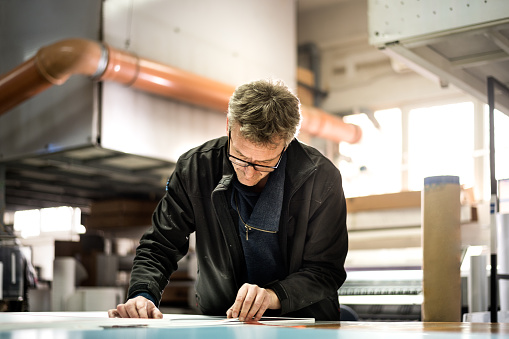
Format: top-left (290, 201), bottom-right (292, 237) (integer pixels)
top-left (243, 164), bottom-right (258, 178)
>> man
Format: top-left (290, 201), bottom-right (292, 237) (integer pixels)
top-left (108, 79), bottom-right (348, 321)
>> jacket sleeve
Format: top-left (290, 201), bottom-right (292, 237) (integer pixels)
top-left (267, 167), bottom-right (348, 315)
top-left (127, 163), bottom-right (195, 306)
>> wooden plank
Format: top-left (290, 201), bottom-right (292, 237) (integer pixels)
top-left (90, 199), bottom-right (158, 215)
top-left (346, 191), bottom-right (421, 212)
top-left (86, 214), bottom-right (153, 228)
top-left (315, 321), bottom-right (509, 334)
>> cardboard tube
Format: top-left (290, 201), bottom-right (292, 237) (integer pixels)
top-left (421, 175), bottom-right (461, 322)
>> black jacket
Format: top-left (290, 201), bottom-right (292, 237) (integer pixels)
top-left (127, 136), bottom-right (348, 320)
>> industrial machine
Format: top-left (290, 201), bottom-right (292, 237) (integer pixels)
top-left (339, 269), bottom-right (423, 321)
top-left (0, 235), bottom-right (35, 311)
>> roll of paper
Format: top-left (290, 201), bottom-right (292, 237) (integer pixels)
top-left (51, 257), bottom-right (76, 311)
top-left (468, 255), bottom-right (488, 313)
top-left (422, 176), bottom-right (461, 322)
top-left (497, 213), bottom-right (509, 311)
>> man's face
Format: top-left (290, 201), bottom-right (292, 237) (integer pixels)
top-left (228, 125), bottom-right (285, 191)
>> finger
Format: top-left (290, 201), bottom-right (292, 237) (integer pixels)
top-left (238, 285), bottom-right (257, 321)
top-left (136, 298), bottom-right (149, 319)
top-left (116, 304), bottom-right (129, 318)
top-left (247, 292), bottom-right (269, 321)
top-left (226, 307), bottom-right (233, 319)
top-left (107, 309), bottom-right (120, 318)
top-left (231, 284), bottom-right (248, 318)
top-left (253, 295), bottom-right (270, 321)
top-left (124, 298), bottom-right (145, 318)
top-left (148, 304), bottom-right (164, 319)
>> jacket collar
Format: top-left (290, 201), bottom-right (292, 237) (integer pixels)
top-left (217, 136), bottom-right (316, 193)
top-left (283, 139), bottom-right (317, 194)
top-left (217, 136), bottom-right (235, 189)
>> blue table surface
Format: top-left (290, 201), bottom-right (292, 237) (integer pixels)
top-left (0, 312), bottom-right (508, 339)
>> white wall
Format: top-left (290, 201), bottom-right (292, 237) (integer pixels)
top-left (100, 0), bottom-right (297, 163)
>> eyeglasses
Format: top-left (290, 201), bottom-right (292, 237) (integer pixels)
top-left (227, 131), bottom-right (285, 172)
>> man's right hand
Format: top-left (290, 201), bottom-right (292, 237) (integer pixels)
top-left (107, 296), bottom-right (163, 319)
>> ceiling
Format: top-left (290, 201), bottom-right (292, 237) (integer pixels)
top-left (2, 146), bottom-right (174, 214)
top-left (378, 23), bottom-right (509, 116)
top-left (367, 0), bottom-right (509, 116)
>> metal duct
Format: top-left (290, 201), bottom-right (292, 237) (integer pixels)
top-left (0, 38), bottom-right (362, 144)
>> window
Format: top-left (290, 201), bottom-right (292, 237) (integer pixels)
top-left (495, 109), bottom-right (509, 180)
top-left (14, 206), bottom-right (84, 239)
top-left (339, 108), bottom-right (402, 197)
top-left (338, 101), bottom-right (505, 199)
top-left (407, 102), bottom-right (474, 191)
top-left (13, 209), bottom-right (41, 238)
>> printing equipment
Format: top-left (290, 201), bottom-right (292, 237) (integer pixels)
top-left (0, 237), bottom-right (29, 311)
top-left (339, 269), bottom-right (423, 321)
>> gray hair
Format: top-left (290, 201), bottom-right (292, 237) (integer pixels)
top-left (227, 79), bottom-right (301, 147)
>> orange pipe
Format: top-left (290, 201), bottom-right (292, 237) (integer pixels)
top-left (0, 38), bottom-right (362, 144)
top-left (0, 39), bottom-right (104, 113)
top-left (0, 58), bottom-right (53, 113)
top-left (103, 47), bottom-right (235, 112)
top-left (300, 106), bottom-right (362, 144)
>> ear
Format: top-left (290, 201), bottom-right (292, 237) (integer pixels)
top-left (226, 117), bottom-right (229, 135)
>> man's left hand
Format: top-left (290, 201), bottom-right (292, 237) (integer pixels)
top-left (226, 283), bottom-right (281, 321)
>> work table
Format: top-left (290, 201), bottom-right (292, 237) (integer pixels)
top-left (0, 312), bottom-right (508, 338)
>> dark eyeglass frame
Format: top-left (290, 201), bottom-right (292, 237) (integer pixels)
top-left (227, 131), bottom-right (285, 172)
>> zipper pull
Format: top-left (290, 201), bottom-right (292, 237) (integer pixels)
top-left (245, 225), bottom-right (249, 241)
